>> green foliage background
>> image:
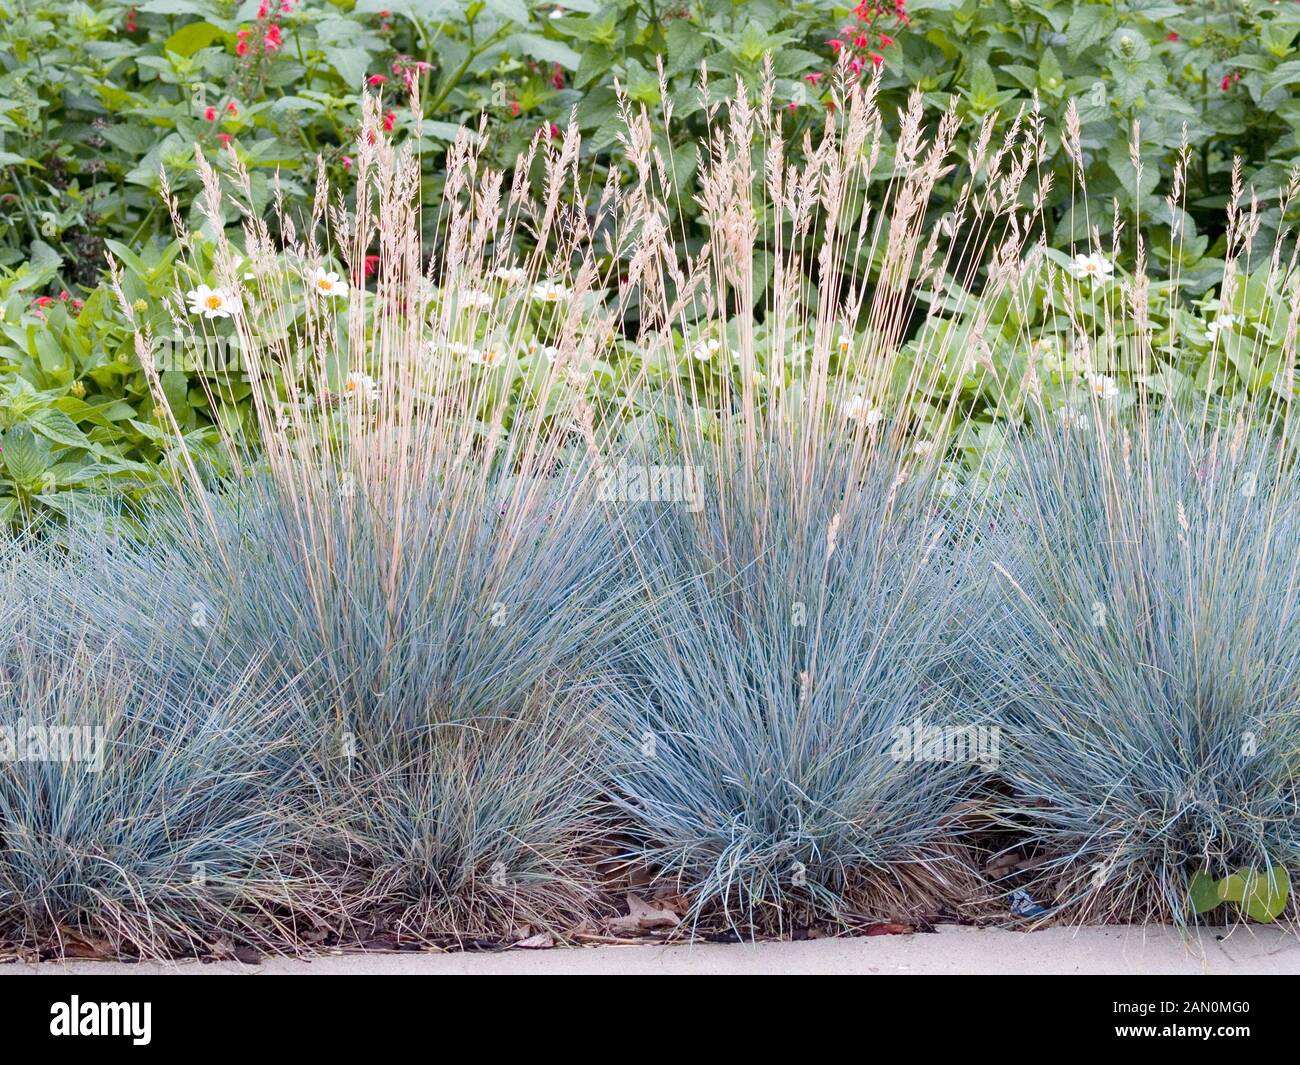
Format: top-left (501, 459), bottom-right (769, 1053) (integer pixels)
top-left (2, 0), bottom-right (1298, 523)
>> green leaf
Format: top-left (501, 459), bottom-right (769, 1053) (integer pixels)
top-left (1240, 867), bottom-right (1290, 923)
top-left (1262, 60), bottom-right (1300, 96)
top-left (482, 0), bottom-right (528, 24)
top-left (509, 33), bottom-right (582, 71)
top-left (1, 424), bottom-right (53, 485)
top-left (34, 331), bottom-right (70, 376)
top-left (28, 409), bottom-right (91, 451)
top-left (1188, 871), bottom-right (1222, 915)
top-left (1038, 48), bottom-right (1064, 90)
top-left (164, 21), bottom-right (225, 58)
top-left (1218, 872), bottom-right (1247, 904)
top-left (104, 239), bottom-right (152, 281)
top-left (160, 370), bottom-right (190, 414)
top-left (664, 20), bottom-right (705, 75)
top-left (137, 0), bottom-right (212, 14)
top-left (1065, 7), bottom-right (1119, 61)
top-left (324, 46), bottom-right (373, 89)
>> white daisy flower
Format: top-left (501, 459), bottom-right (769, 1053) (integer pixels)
top-left (460, 290), bottom-right (494, 311)
top-left (470, 345), bottom-right (506, 367)
top-left (1069, 252), bottom-right (1114, 283)
top-left (690, 342), bottom-right (713, 361)
top-left (843, 393), bottom-right (883, 426)
top-left (527, 340), bottom-right (559, 363)
top-left (531, 281), bottom-right (571, 304)
top-left (186, 284), bottom-right (235, 319)
top-left (1056, 405), bottom-right (1090, 431)
top-left (1206, 313), bottom-right (1237, 342)
top-left (343, 371), bottom-right (378, 403)
top-left (1085, 371), bottom-right (1119, 400)
top-left (310, 268), bottom-right (349, 300)
top-left (837, 334), bottom-right (852, 355)
top-left (493, 266), bottom-right (528, 285)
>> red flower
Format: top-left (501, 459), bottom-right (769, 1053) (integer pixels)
top-left (342, 155), bottom-right (353, 171)
top-left (878, 33), bottom-right (894, 47)
top-left (827, 38), bottom-right (843, 52)
top-left (551, 64), bottom-right (566, 89)
top-left (226, 100), bottom-right (239, 116)
top-left (871, 52), bottom-right (884, 67)
top-left (236, 29), bottom-right (251, 56)
top-left (257, 0), bottom-right (270, 17)
top-left (511, 99), bottom-right (521, 117)
top-left (363, 255), bottom-right (381, 277)
top-left (125, 7), bottom-right (138, 32)
top-left (1166, 31), bottom-right (1179, 41)
top-left (368, 74), bottom-right (387, 85)
top-left (854, 33), bottom-right (869, 48)
top-left (383, 111), bottom-right (396, 131)
top-left (216, 133), bottom-right (233, 148)
top-left (264, 23), bottom-right (283, 51)
top-left (32, 296), bottom-right (54, 307)
top-left (805, 72), bottom-right (823, 86)
top-left (390, 56), bottom-right (431, 93)
top-left (204, 106), bottom-right (217, 122)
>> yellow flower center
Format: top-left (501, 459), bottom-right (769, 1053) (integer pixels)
top-left (318, 278), bottom-right (332, 290)
top-left (205, 294), bottom-right (223, 310)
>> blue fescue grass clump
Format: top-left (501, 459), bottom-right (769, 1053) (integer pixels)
top-left (169, 452), bottom-right (631, 941)
top-left (0, 525), bottom-right (324, 957)
top-left (971, 411), bottom-right (1300, 923)
top-left (602, 438), bottom-right (991, 933)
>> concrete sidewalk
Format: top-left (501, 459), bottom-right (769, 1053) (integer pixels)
top-left (3, 924), bottom-right (1297, 974)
